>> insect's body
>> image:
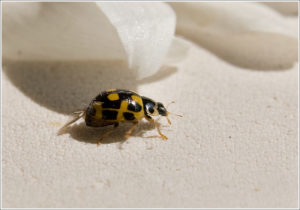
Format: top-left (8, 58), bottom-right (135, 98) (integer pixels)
top-left (85, 89), bottom-right (145, 127)
top-left (59, 89), bottom-right (179, 144)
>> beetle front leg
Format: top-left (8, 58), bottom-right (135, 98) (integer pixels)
top-left (145, 116), bottom-right (168, 140)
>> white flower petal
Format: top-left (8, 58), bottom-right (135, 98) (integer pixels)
top-left (97, 2), bottom-right (176, 78)
top-left (169, 2), bottom-right (298, 70)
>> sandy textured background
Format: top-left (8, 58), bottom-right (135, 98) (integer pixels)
top-left (2, 2), bottom-right (299, 208)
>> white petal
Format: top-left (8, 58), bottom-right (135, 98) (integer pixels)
top-left (97, 2), bottom-right (176, 78)
top-left (169, 2), bottom-right (298, 70)
top-left (170, 2), bottom-right (297, 37)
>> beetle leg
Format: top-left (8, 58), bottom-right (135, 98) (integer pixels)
top-left (124, 122), bottom-right (138, 140)
top-left (118, 122), bottom-right (138, 149)
top-left (97, 123), bottom-right (118, 146)
top-left (58, 110), bottom-right (85, 135)
top-left (145, 116), bottom-right (168, 140)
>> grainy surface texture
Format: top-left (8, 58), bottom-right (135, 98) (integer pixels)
top-left (2, 2), bottom-right (299, 208)
top-left (2, 41), bottom-right (298, 208)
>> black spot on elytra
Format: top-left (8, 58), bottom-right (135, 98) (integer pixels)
top-left (102, 110), bottom-right (118, 120)
top-left (101, 100), bottom-right (121, 109)
top-left (123, 112), bottom-right (135, 121)
top-left (127, 101), bottom-right (142, 112)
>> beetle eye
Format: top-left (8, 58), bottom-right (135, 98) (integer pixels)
top-left (157, 102), bottom-right (167, 116)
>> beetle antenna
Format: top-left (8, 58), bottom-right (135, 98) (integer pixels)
top-left (166, 101), bottom-right (183, 117)
top-left (166, 112), bottom-right (183, 124)
top-left (57, 110), bottom-right (85, 135)
top-left (165, 101), bottom-right (183, 125)
top-left (166, 101), bottom-right (175, 109)
top-left (168, 112), bottom-right (183, 117)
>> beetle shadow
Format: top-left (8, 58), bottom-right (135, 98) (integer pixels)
top-left (62, 120), bottom-right (164, 145)
top-left (3, 60), bottom-right (137, 114)
top-left (3, 60), bottom-right (178, 115)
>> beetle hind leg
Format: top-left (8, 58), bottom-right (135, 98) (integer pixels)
top-left (97, 123), bottom-right (119, 146)
top-left (124, 122), bottom-right (138, 140)
top-left (58, 110), bottom-right (85, 135)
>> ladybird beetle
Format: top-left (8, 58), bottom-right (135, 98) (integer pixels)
top-left (59, 89), bottom-right (181, 145)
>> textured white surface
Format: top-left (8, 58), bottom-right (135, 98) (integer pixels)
top-left (2, 2), bottom-right (299, 208)
top-left (2, 39), bottom-right (298, 207)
